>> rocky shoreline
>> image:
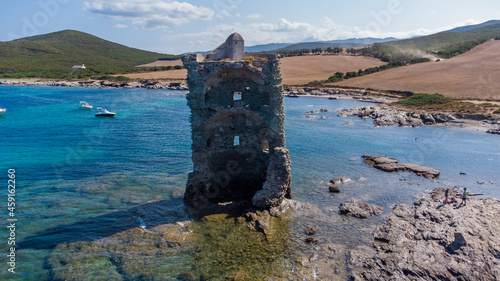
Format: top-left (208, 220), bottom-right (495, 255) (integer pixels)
top-left (0, 79), bottom-right (189, 90)
top-left (339, 106), bottom-right (500, 134)
top-left (285, 87), bottom-right (500, 134)
top-left (349, 187), bottom-right (500, 280)
top-left (285, 87), bottom-right (392, 103)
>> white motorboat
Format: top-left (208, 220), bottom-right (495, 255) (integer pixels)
top-left (79, 101), bottom-right (93, 110)
top-left (0, 108), bottom-right (6, 115)
top-left (95, 107), bottom-right (116, 117)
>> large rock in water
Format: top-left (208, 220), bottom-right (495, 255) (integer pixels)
top-left (340, 200), bottom-right (383, 218)
top-left (362, 155), bottom-right (440, 178)
top-left (486, 128), bottom-right (500, 135)
top-left (349, 187), bottom-right (500, 280)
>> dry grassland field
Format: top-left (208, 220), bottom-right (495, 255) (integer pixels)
top-left (127, 55), bottom-right (386, 85)
top-left (279, 55), bottom-right (385, 85)
top-left (124, 69), bottom-right (188, 80)
top-left (137, 60), bottom-right (184, 67)
top-left (333, 40), bottom-right (500, 100)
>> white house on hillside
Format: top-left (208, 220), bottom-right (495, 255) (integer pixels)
top-left (72, 64), bottom-right (86, 71)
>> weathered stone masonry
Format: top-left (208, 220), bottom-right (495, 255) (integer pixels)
top-left (182, 33), bottom-right (291, 213)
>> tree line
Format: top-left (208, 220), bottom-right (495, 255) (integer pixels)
top-left (325, 58), bottom-right (430, 82)
top-left (256, 46), bottom-right (356, 57)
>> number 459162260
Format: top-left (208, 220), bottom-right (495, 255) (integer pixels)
top-left (8, 169), bottom-right (15, 217)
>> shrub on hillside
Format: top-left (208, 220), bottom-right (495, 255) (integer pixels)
top-left (306, 80), bottom-right (324, 87)
top-left (437, 39), bottom-right (488, 58)
top-left (326, 72), bottom-right (344, 82)
top-left (387, 90), bottom-right (415, 98)
top-left (114, 76), bottom-right (131, 81)
top-left (398, 93), bottom-right (452, 105)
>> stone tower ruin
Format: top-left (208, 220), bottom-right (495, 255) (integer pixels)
top-left (182, 33), bottom-right (291, 213)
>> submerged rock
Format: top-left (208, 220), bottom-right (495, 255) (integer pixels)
top-left (305, 227), bottom-right (316, 235)
top-left (305, 237), bottom-right (319, 244)
top-left (304, 110), bottom-right (320, 115)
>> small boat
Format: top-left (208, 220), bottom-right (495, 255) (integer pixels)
top-left (0, 108), bottom-right (6, 115)
top-left (95, 107), bottom-right (116, 117)
top-left (79, 101), bottom-right (93, 110)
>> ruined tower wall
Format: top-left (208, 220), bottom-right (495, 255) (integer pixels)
top-left (206, 34), bottom-right (244, 61)
top-left (225, 39), bottom-right (244, 61)
top-left (182, 40), bottom-right (291, 214)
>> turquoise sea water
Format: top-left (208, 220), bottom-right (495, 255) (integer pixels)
top-left (1, 85), bottom-right (499, 280)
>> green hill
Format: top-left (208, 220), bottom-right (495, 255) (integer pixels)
top-left (0, 30), bottom-right (178, 78)
top-left (361, 21), bottom-right (500, 62)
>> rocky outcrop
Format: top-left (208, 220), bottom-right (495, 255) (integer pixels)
top-left (350, 187), bottom-right (500, 280)
top-left (284, 88), bottom-right (391, 103)
top-left (339, 106), bottom-right (455, 127)
top-left (340, 200), bottom-right (383, 218)
top-left (487, 128), bottom-right (500, 135)
top-left (327, 177), bottom-right (351, 193)
top-left (362, 155), bottom-right (440, 178)
top-left (243, 209), bottom-right (271, 234)
top-left (330, 177), bottom-right (351, 185)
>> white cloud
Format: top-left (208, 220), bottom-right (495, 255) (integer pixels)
top-left (195, 18), bottom-right (483, 47)
top-left (246, 14), bottom-right (261, 20)
top-left (113, 24), bottom-right (129, 29)
top-left (84, 0), bottom-right (214, 29)
top-left (157, 17), bottom-right (482, 54)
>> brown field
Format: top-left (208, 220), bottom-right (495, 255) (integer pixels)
top-left (137, 59), bottom-right (183, 67)
top-left (333, 40), bottom-right (500, 100)
top-left (124, 69), bottom-right (187, 80)
top-left (126, 55), bottom-right (385, 84)
top-left (279, 55), bottom-right (385, 85)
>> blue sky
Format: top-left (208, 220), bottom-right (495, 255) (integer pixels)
top-left (1, 0), bottom-right (500, 54)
